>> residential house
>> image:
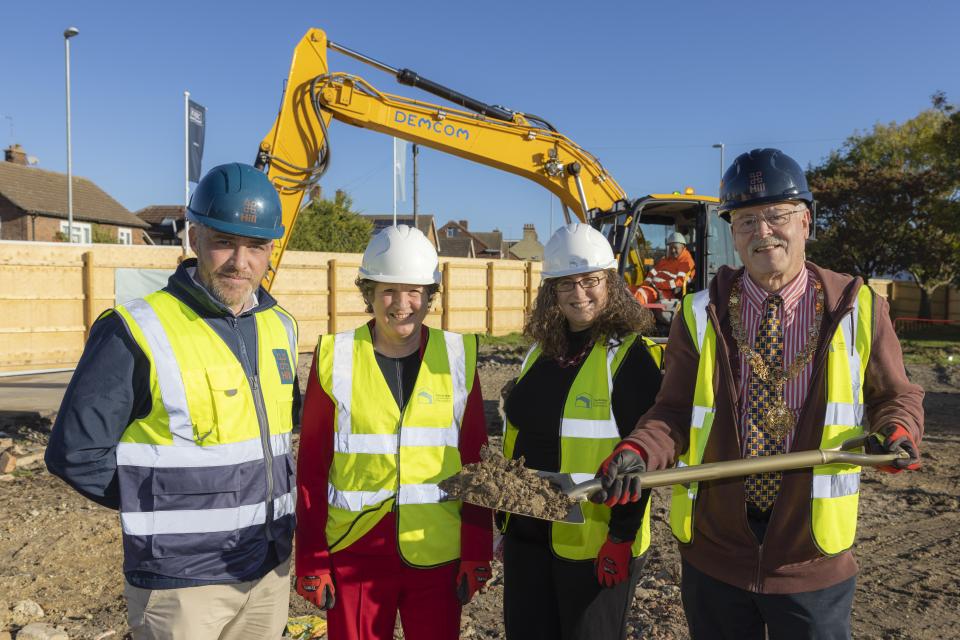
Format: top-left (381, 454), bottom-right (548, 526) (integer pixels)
top-left (438, 235), bottom-right (476, 259)
top-left (136, 205), bottom-right (186, 245)
top-left (506, 224), bottom-right (543, 261)
top-left (0, 145), bottom-right (149, 244)
top-left (438, 219), bottom-right (508, 259)
top-left (360, 214), bottom-right (440, 252)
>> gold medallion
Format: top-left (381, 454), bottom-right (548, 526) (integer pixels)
top-left (728, 274), bottom-right (823, 444)
top-left (764, 398), bottom-right (796, 442)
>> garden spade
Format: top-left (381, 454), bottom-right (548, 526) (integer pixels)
top-left (507, 436), bottom-right (910, 524)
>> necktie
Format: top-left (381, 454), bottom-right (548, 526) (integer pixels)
top-left (744, 295), bottom-right (786, 511)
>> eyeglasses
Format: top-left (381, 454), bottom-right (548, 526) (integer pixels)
top-left (555, 275), bottom-right (604, 292)
top-left (731, 204), bottom-right (806, 234)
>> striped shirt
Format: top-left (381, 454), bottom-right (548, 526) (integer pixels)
top-left (737, 268), bottom-right (818, 452)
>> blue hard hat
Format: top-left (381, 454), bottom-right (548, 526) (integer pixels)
top-left (718, 148), bottom-right (814, 221)
top-left (187, 163), bottom-right (284, 240)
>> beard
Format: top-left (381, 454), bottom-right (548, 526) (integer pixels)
top-left (199, 265), bottom-right (259, 310)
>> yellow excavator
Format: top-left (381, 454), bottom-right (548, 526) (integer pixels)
top-left (255, 28), bottom-right (739, 325)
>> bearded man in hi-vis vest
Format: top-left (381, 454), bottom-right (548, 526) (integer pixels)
top-left (45, 163), bottom-right (300, 639)
top-left (294, 224), bottom-right (493, 640)
top-left (595, 148), bottom-right (924, 639)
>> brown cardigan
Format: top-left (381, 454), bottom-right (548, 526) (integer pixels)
top-left (626, 262), bottom-right (924, 594)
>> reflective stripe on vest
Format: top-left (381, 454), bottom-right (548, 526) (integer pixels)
top-left (318, 325), bottom-right (477, 566)
top-left (812, 284), bottom-right (873, 554)
top-left (503, 335), bottom-right (658, 561)
top-left (117, 432), bottom-right (292, 468)
top-left (122, 298), bottom-right (194, 443)
top-left (121, 493), bottom-right (296, 536)
top-left (113, 292), bottom-right (297, 552)
top-left (328, 330), bottom-right (467, 456)
top-left (672, 284), bottom-right (873, 554)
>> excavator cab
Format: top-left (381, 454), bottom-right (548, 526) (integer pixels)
top-left (592, 192), bottom-right (741, 333)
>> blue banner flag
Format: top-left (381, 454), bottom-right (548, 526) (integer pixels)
top-left (188, 100), bottom-right (206, 182)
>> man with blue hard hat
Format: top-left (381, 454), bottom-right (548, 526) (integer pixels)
top-left (46, 163), bottom-right (301, 639)
top-left (597, 149), bottom-right (923, 639)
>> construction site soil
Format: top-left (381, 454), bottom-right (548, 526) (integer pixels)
top-left (439, 446), bottom-right (579, 522)
top-left (1, 343), bottom-right (958, 639)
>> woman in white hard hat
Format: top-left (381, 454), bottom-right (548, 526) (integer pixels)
top-left (295, 225), bottom-right (493, 640)
top-left (500, 222), bottom-right (663, 640)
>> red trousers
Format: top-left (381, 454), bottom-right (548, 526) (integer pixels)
top-left (326, 515), bottom-right (461, 640)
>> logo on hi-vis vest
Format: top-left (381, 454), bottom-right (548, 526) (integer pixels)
top-left (417, 390), bottom-right (452, 405)
top-left (574, 393), bottom-right (608, 409)
top-left (272, 349), bottom-right (294, 384)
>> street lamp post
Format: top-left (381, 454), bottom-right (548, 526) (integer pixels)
top-left (712, 143), bottom-right (725, 182)
top-left (64, 27), bottom-right (79, 243)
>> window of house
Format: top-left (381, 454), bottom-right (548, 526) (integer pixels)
top-left (118, 228), bottom-right (133, 245)
top-left (59, 221), bottom-right (92, 243)
top-left (446, 227), bottom-right (456, 238)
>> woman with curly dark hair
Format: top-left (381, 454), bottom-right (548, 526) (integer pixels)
top-left (500, 223), bottom-right (663, 640)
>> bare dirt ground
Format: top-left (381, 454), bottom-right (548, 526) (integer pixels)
top-left (1, 344), bottom-right (958, 638)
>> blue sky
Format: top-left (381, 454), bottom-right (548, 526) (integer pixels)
top-left (2, 1), bottom-right (958, 241)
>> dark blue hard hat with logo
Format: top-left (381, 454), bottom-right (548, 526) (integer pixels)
top-left (718, 148), bottom-right (814, 221)
top-left (186, 163), bottom-right (284, 240)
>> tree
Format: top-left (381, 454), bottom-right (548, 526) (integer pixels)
top-left (287, 189), bottom-right (372, 253)
top-left (807, 162), bottom-right (919, 282)
top-left (92, 224), bottom-right (119, 244)
top-left (53, 224), bottom-right (119, 243)
top-left (807, 96), bottom-right (960, 317)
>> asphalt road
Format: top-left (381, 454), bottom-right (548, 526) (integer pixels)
top-left (0, 371), bottom-right (72, 415)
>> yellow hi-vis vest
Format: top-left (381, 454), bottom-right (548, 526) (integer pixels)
top-left (671, 285), bottom-right (874, 555)
top-left (112, 291), bottom-right (298, 578)
top-left (503, 335), bottom-right (662, 561)
top-left (317, 325), bottom-right (478, 567)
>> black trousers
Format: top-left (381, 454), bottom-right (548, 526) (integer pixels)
top-left (680, 559), bottom-right (856, 640)
top-left (503, 533), bottom-right (645, 640)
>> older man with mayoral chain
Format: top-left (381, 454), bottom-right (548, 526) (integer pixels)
top-left (596, 148), bottom-right (924, 639)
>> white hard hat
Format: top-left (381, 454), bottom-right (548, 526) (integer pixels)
top-left (358, 224), bottom-right (440, 285)
top-left (542, 223), bottom-right (617, 279)
top-left (667, 232), bottom-right (687, 246)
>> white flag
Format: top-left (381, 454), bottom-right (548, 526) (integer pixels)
top-left (394, 137), bottom-right (407, 202)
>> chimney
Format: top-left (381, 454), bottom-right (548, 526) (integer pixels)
top-left (4, 144), bottom-right (27, 165)
top-left (523, 223), bottom-right (537, 241)
top-left (458, 219), bottom-right (468, 229)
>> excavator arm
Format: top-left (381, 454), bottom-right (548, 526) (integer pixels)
top-left (256, 28), bottom-right (628, 289)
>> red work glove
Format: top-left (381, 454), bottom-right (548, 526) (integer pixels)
top-left (296, 573), bottom-right (336, 610)
top-left (592, 442), bottom-right (647, 507)
top-left (595, 536), bottom-right (633, 588)
top-left (867, 424), bottom-right (921, 473)
top-left (456, 560), bottom-right (491, 605)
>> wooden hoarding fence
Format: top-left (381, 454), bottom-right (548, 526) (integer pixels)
top-left (327, 258), bottom-right (338, 334)
top-left (442, 261), bottom-right (452, 331)
top-left (486, 261), bottom-right (495, 335)
top-left (0, 241), bottom-right (544, 374)
top-left (82, 251), bottom-right (95, 340)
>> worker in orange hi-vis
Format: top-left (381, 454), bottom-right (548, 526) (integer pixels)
top-left (633, 232), bottom-right (695, 304)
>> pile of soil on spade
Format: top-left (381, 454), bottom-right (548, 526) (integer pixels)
top-left (439, 445), bottom-right (578, 521)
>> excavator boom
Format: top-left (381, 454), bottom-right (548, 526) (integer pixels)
top-left (257, 28), bottom-right (627, 289)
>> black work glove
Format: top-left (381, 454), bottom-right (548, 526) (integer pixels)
top-left (866, 424), bottom-right (921, 473)
top-left (591, 443), bottom-right (647, 507)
